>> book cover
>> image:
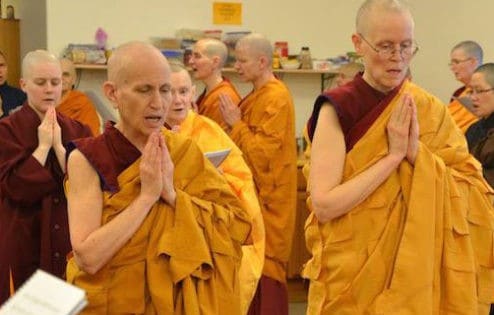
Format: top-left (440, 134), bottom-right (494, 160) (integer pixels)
top-left (0, 269), bottom-right (87, 315)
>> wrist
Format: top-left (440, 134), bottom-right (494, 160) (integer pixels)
top-left (386, 152), bottom-right (404, 167)
top-left (162, 189), bottom-right (177, 208)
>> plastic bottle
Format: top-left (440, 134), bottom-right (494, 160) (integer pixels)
top-left (299, 47), bottom-right (312, 70)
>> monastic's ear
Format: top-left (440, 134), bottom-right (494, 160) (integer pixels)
top-left (211, 55), bottom-right (221, 69)
top-left (352, 33), bottom-right (363, 56)
top-left (259, 55), bottom-right (269, 70)
top-left (103, 81), bottom-right (118, 109)
top-left (19, 78), bottom-right (27, 93)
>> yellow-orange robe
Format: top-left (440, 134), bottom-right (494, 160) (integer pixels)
top-left (57, 90), bottom-right (101, 136)
top-left (178, 110), bottom-right (264, 314)
top-left (448, 86), bottom-right (477, 133)
top-left (66, 127), bottom-right (251, 315)
top-left (197, 79), bottom-right (241, 131)
top-left (303, 80), bottom-right (494, 314)
top-left (230, 78), bottom-right (297, 283)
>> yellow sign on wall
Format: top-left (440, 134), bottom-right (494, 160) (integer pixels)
top-left (213, 2), bottom-right (242, 25)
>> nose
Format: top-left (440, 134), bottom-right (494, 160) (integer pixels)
top-left (44, 81), bottom-right (57, 93)
top-left (149, 90), bottom-right (165, 109)
top-left (389, 47), bottom-right (405, 61)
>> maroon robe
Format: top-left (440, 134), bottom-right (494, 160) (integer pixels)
top-left (0, 103), bottom-right (92, 303)
top-left (307, 73), bottom-right (403, 151)
top-left (67, 121), bottom-right (141, 193)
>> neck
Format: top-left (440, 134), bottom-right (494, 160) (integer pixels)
top-left (115, 122), bottom-right (149, 152)
top-left (28, 103), bottom-right (46, 121)
top-left (252, 70), bottom-right (275, 90)
top-left (203, 72), bottom-right (223, 93)
top-left (362, 72), bottom-right (394, 94)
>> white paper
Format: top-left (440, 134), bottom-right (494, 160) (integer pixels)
top-left (0, 270), bottom-right (87, 315)
top-left (204, 149), bottom-right (231, 167)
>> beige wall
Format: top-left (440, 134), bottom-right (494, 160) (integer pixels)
top-left (40, 0), bottom-right (494, 134)
top-left (18, 0), bottom-right (47, 57)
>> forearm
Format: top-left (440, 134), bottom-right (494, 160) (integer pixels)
top-left (230, 121), bottom-right (281, 172)
top-left (53, 144), bottom-right (66, 173)
top-left (311, 153), bottom-right (403, 222)
top-left (72, 194), bottom-right (157, 274)
top-left (32, 145), bottom-right (50, 166)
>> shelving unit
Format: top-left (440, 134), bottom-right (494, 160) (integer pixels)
top-left (74, 64), bottom-right (337, 91)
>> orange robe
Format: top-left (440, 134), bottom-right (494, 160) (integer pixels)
top-left (197, 79), bottom-right (241, 131)
top-left (230, 78), bottom-right (297, 283)
top-left (66, 127), bottom-right (251, 314)
top-left (57, 90), bottom-right (101, 136)
top-left (448, 86), bottom-right (477, 133)
top-left (178, 110), bottom-right (264, 314)
top-left (303, 80), bottom-right (494, 314)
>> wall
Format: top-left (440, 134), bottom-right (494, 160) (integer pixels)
top-left (18, 0), bottom-right (47, 57)
top-left (42, 0), bottom-right (494, 134)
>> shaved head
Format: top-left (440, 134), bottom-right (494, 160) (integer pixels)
top-left (107, 41), bottom-right (169, 86)
top-left (60, 58), bottom-right (76, 77)
top-left (169, 61), bottom-right (193, 86)
top-left (236, 33), bottom-right (273, 66)
top-left (452, 40), bottom-right (483, 65)
top-left (356, 0), bottom-right (414, 36)
top-left (195, 38), bottom-right (228, 68)
top-left (22, 50), bottom-right (60, 79)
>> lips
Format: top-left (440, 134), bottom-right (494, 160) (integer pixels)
top-left (145, 115), bottom-right (163, 121)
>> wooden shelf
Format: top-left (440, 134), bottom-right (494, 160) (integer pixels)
top-left (74, 64), bottom-right (107, 70)
top-left (75, 64), bottom-right (335, 74)
top-left (74, 64), bottom-right (336, 91)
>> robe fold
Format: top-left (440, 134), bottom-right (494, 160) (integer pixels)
top-left (57, 90), bottom-right (101, 136)
top-left (0, 103), bottom-right (91, 304)
top-left (178, 110), bottom-right (265, 314)
top-left (197, 78), bottom-right (241, 131)
top-left (66, 123), bottom-right (252, 314)
top-left (229, 78), bottom-right (297, 283)
top-left (303, 79), bottom-right (494, 314)
top-left (448, 86), bottom-right (478, 133)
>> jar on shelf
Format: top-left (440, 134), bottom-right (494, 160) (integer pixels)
top-left (272, 51), bottom-right (281, 69)
top-left (299, 46), bottom-right (312, 69)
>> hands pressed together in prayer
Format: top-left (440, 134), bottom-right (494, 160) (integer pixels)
top-left (219, 93), bottom-right (241, 128)
top-left (386, 93), bottom-right (419, 165)
top-left (140, 131), bottom-right (176, 207)
top-left (33, 106), bottom-right (67, 171)
top-left (0, 95), bottom-right (3, 117)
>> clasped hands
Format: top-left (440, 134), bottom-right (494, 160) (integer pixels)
top-left (386, 93), bottom-right (419, 165)
top-left (219, 93), bottom-right (241, 128)
top-left (140, 131), bottom-right (176, 207)
top-left (37, 106), bottom-right (64, 152)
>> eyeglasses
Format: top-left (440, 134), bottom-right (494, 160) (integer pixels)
top-left (358, 33), bottom-right (419, 59)
top-left (467, 87), bottom-right (494, 96)
top-left (448, 58), bottom-right (471, 66)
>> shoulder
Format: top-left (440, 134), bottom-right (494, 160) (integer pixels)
top-left (256, 80), bottom-right (294, 112)
top-left (219, 80), bottom-right (240, 96)
top-left (407, 82), bottom-right (446, 113)
top-left (65, 90), bottom-right (95, 105)
top-left (58, 113), bottom-right (93, 137)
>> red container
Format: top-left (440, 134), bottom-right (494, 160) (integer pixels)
top-left (275, 41), bottom-right (289, 58)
